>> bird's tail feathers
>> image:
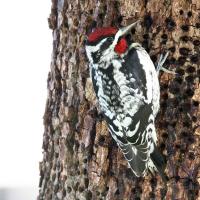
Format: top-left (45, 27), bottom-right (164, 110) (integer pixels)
top-left (149, 145), bottom-right (168, 182)
top-left (119, 143), bottom-right (148, 177)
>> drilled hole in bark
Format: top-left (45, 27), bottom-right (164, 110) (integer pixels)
top-left (165, 18), bottom-right (176, 31)
top-left (125, 34), bottom-right (132, 42)
top-left (190, 54), bottom-right (199, 63)
top-left (78, 186), bottom-right (84, 192)
top-left (183, 178), bottom-right (191, 189)
top-left (54, 184), bottom-right (59, 193)
top-left (131, 28), bottom-right (136, 34)
top-left (103, 5), bottom-right (107, 11)
top-left (135, 186), bottom-right (142, 194)
top-left (177, 56), bottom-right (187, 65)
top-left (113, 1), bottom-right (120, 9)
top-left (98, 135), bottom-right (105, 146)
top-left (186, 65), bottom-right (195, 73)
top-left (160, 101), bottom-right (167, 108)
top-left (187, 11), bottom-right (192, 18)
top-left (180, 144), bottom-right (187, 153)
top-left (185, 88), bottom-right (194, 97)
top-left (179, 47), bottom-right (190, 56)
top-left (193, 100), bottom-right (199, 107)
top-left (169, 57), bottom-right (176, 64)
top-left (74, 182), bottom-right (80, 191)
top-left (192, 116), bottom-right (197, 122)
top-left (149, 192), bottom-right (155, 198)
top-left (144, 15), bottom-right (153, 29)
top-left (195, 23), bottom-right (200, 28)
top-left (185, 75), bottom-right (194, 83)
top-left (162, 132), bottom-right (168, 139)
top-left (160, 83), bottom-right (168, 90)
top-left (98, 13), bottom-right (104, 20)
top-left (174, 77), bottom-right (183, 84)
top-left (89, 9), bottom-right (93, 14)
top-left (188, 152), bottom-right (195, 160)
top-left (62, 189), bottom-right (66, 197)
top-left (84, 178), bottom-right (89, 188)
top-left (173, 176), bottom-right (180, 182)
top-left (169, 82), bottom-right (180, 95)
top-left (172, 98), bottom-right (179, 106)
top-left (134, 197), bottom-right (141, 200)
top-left (179, 10), bottom-right (184, 15)
top-left (151, 55), bottom-right (157, 63)
top-left (162, 93), bottom-right (168, 100)
top-left (197, 69), bottom-right (200, 76)
top-left (86, 190), bottom-right (92, 200)
top-left (193, 39), bottom-right (200, 46)
top-left (142, 40), bottom-right (149, 49)
top-left (55, 152), bottom-right (59, 158)
top-left (117, 16), bottom-right (123, 24)
top-left (143, 33), bottom-right (149, 39)
top-left (168, 46), bottom-right (176, 53)
top-left (67, 186), bottom-right (72, 193)
top-left (187, 136), bottom-right (195, 144)
top-left (175, 144), bottom-right (181, 149)
top-left (160, 121), bottom-right (169, 129)
top-left (170, 121), bottom-right (176, 127)
top-left (160, 188), bottom-right (167, 198)
top-left (161, 34), bottom-right (168, 40)
top-left (169, 86), bottom-right (180, 95)
top-left (87, 21), bottom-right (97, 34)
top-left (150, 178), bottom-right (157, 187)
top-left (180, 102), bottom-right (191, 112)
top-left (160, 143), bottom-right (165, 151)
top-left (180, 35), bottom-right (191, 42)
top-left (182, 121), bottom-right (190, 128)
top-left (83, 168), bottom-right (87, 175)
top-left (181, 25), bottom-right (190, 32)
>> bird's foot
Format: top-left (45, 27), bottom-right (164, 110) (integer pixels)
top-left (157, 52), bottom-right (176, 75)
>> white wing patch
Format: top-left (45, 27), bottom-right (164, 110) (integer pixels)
top-left (136, 50), bottom-right (155, 103)
top-left (136, 48), bottom-right (160, 116)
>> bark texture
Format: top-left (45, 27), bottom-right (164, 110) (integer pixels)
top-left (39, 0), bottom-right (200, 199)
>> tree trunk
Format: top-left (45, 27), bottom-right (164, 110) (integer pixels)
top-left (38, 0), bottom-right (200, 199)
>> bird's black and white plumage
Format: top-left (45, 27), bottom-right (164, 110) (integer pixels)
top-left (85, 21), bottom-right (166, 180)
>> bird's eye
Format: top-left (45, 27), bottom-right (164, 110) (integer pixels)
top-left (107, 37), bottom-right (114, 42)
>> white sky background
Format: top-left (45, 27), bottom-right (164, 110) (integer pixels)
top-left (0, 0), bottom-right (52, 190)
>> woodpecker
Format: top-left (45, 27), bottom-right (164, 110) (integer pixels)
top-left (85, 21), bottom-right (167, 180)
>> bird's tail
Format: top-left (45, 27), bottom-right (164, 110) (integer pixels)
top-left (119, 142), bottom-right (149, 177)
top-left (119, 142), bottom-right (167, 182)
top-left (149, 144), bottom-right (168, 182)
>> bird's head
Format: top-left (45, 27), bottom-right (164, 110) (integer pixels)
top-left (85, 21), bottom-right (140, 64)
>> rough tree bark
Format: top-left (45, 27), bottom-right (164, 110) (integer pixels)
top-left (38, 0), bottom-right (200, 199)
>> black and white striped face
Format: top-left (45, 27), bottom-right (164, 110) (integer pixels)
top-left (85, 36), bottom-right (115, 65)
top-left (85, 21), bottom-right (140, 67)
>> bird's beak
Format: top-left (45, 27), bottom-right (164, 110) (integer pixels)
top-left (119, 20), bottom-right (140, 36)
top-left (112, 20), bottom-right (140, 47)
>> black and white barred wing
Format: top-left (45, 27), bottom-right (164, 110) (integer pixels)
top-left (119, 104), bottom-right (154, 177)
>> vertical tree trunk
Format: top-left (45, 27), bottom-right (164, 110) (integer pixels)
top-left (38, 0), bottom-right (200, 199)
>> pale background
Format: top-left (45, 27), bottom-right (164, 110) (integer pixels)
top-left (0, 0), bottom-right (52, 199)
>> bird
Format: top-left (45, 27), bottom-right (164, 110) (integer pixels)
top-left (85, 20), bottom-right (167, 181)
